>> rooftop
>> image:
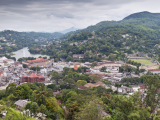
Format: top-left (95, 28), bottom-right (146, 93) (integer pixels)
top-left (14, 100), bottom-right (30, 108)
top-left (30, 73), bottom-right (38, 78)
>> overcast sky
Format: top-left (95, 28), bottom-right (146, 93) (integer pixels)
top-left (0, 0), bottom-right (160, 32)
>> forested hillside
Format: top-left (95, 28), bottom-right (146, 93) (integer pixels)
top-left (62, 11), bottom-right (160, 39)
top-left (0, 30), bottom-right (63, 54)
top-left (45, 11), bottom-right (160, 62)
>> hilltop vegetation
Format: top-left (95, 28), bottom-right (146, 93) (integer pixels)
top-left (29, 11), bottom-right (160, 62)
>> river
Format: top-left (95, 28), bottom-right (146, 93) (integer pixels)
top-left (11, 47), bottom-right (49, 61)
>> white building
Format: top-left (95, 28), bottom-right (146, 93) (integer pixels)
top-left (148, 69), bottom-right (160, 74)
top-left (94, 62), bottom-right (121, 70)
top-left (3, 59), bottom-right (14, 64)
top-left (0, 57), bottom-right (7, 63)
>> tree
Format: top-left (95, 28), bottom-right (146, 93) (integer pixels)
top-left (18, 58), bottom-right (22, 62)
top-left (46, 97), bottom-right (59, 112)
top-left (100, 67), bottom-right (106, 72)
top-left (63, 78), bottom-right (76, 89)
top-left (23, 64), bottom-right (27, 68)
top-left (144, 75), bottom-right (160, 113)
top-left (115, 83), bottom-right (122, 93)
top-left (102, 79), bottom-right (111, 85)
top-left (39, 104), bottom-right (47, 114)
top-left (6, 83), bottom-right (16, 96)
top-left (75, 99), bottom-right (103, 120)
top-left (36, 66), bottom-right (40, 71)
top-left (34, 84), bottom-right (52, 105)
top-left (89, 75), bottom-right (100, 83)
top-left (13, 84), bottom-right (32, 99)
top-left (51, 72), bottom-right (62, 85)
top-left (76, 80), bottom-right (87, 86)
top-left (66, 56), bottom-right (73, 62)
top-left (25, 102), bottom-right (39, 117)
top-left (66, 101), bottom-right (80, 120)
top-left (54, 58), bottom-right (58, 62)
top-left (91, 61), bottom-right (98, 67)
top-left (47, 84), bottom-right (57, 91)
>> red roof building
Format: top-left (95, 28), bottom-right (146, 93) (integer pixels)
top-left (24, 58), bottom-right (48, 64)
top-left (22, 73), bottom-right (45, 83)
top-left (30, 73), bottom-right (38, 78)
top-left (77, 85), bottom-right (86, 90)
top-left (84, 82), bottom-right (106, 88)
top-left (74, 66), bottom-right (78, 70)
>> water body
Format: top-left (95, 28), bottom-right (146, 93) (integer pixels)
top-left (11, 47), bottom-right (49, 61)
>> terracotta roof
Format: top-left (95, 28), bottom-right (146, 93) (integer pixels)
top-left (84, 83), bottom-right (96, 88)
top-left (94, 82), bottom-right (106, 86)
top-left (139, 85), bottom-right (146, 89)
top-left (25, 58), bottom-right (48, 63)
top-left (74, 66), bottom-right (78, 70)
top-left (12, 62), bottom-right (20, 65)
top-left (30, 73), bottom-right (38, 78)
top-left (95, 62), bottom-right (121, 67)
top-left (148, 69), bottom-right (160, 72)
top-left (84, 82), bottom-right (106, 88)
top-left (39, 75), bottom-right (44, 78)
top-left (23, 75), bottom-right (27, 77)
top-left (3, 59), bottom-right (14, 62)
top-left (77, 85), bottom-right (86, 90)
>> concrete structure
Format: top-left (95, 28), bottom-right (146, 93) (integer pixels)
top-left (118, 85), bottom-right (134, 93)
top-left (148, 69), bottom-right (160, 74)
top-left (73, 54), bottom-right (84, 59)
top-left (14, 100), bottom-right (30, 110)
top-left (94, 62), bottom-right (121, 70)
top-left (3, 59), bottom-right (14, 64)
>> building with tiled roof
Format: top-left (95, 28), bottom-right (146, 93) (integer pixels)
top-left (84, 82), bottom-right (106, 88)
top-left (77, 85), bottom-right (86, 90)
top-left (22, 73), bottom-right (45, 83)
top-left (148, 69), bottom-right (160, 74)
top-left (24, 58), bottom-right (48, 64)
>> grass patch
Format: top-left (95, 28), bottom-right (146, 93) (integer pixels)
top-left (129, 57), bottom-right (147, 59)
top-left (129, 59), bottom-right (154, 65)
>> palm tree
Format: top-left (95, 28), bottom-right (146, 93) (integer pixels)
top-left (34, 84), bottom-right (52, 105)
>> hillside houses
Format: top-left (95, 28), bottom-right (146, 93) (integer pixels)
top-left (93, 62), bottom-right (121, 71)
top-left (72, 54), bottom-right (84, 60)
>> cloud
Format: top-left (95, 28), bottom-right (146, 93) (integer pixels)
top-left (0, 0), bottom-right (159, 32)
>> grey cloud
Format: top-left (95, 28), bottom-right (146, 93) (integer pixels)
top-left (47, 12), bottom-right (74, 18)
top-left (0, 0), bottom-right (159, 32)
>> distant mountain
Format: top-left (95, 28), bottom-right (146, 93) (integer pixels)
top-left (61, 11), bottom-right (160, 39)
top-left (123, 11), bottom-right (160, 20)
top-left (60, 27), bottom-right (79, 34)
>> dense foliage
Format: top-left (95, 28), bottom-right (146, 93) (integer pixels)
top-left (0, 30), bottom-right (63, 54)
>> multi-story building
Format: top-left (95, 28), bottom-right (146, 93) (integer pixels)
top-left (22, 73), bottom-right (45, 83)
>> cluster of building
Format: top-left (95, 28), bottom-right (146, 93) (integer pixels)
top-left (0, 57), bottom-right (55, 88)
